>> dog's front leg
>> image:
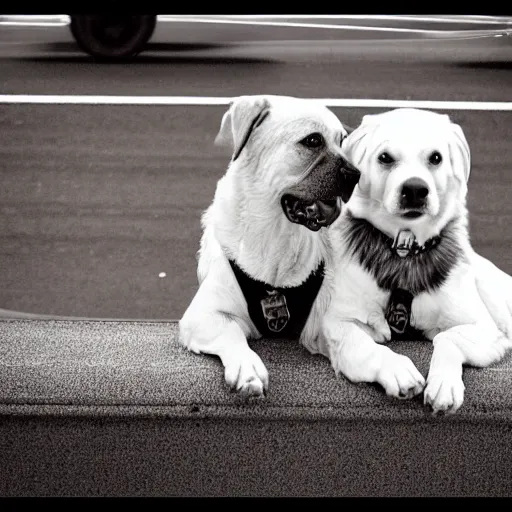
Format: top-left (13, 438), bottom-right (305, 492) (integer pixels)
top-left (323, 318), bottom-right (425, 399)
top-left (217, 319), bottom-right (269, 398)
top-left (424, 323), bottom-right (512, 414)
top-left (179, 311), bottom-right (269, 399)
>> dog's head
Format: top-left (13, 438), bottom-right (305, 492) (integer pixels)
top-left (342, 108), bottom-right (470, 235)
top-left (215, 95), bottom-right (361, 231)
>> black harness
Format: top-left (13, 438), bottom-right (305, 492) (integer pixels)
top-left (342, 213), bottom-right (461, 341)
top-left (385, 228), bottom-right (441, 340)
top-left (228, 259), bottom-right (325, 339)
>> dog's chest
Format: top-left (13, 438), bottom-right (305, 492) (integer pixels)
top-left (377, 253), bottom-right (456, 340)
top-left (228, 258), bottom-right (326, 339)
top-left (382, 287), bottom-right (443, 340)
top-left (343, 216), bottom-right (462, 340)
top-left (409, 293), bottom-right (443, 338)
top-left (344, 216), bottom-right (461, 294)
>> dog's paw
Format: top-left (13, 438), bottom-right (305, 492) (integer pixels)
top-left (224, 349), bottom-right (269, 399)
top-left (424, 373), bottom-right (465, 415)
top-left (376, 351), bottom-right (425, 400)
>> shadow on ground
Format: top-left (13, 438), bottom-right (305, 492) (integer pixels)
top-left (45, 41), bottom-right (235, 53)
top-left (17, 55), bottom-right (279, 66)
top-left (9, 40), bottom-right (280, 65)
top-left (452, 61), bottom-right (512, 70)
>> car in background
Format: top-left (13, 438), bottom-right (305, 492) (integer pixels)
top-left (69, 15), bottom-right (158, 59)
top-left (1, 14), bottom-right (511, 60)
top-left (66, 14), bottom-right (512, 60)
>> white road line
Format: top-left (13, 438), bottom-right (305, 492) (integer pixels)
top-left (1, 14), bottom-right (508, 25)
top-left (1, 15), bottom-right (509, 36)
top-left (0, 21), bottom-right (69, 26)
top-left (153, 16), bottom-right (510, 38)
top-left (0, 15), bottom-right (70, 26)
top-left (0, 95), bottom-right (511, 111)
top-left (169, 15), bottom-right (511, 25)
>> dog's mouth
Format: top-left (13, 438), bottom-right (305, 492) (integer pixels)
top-left (401, 210), bottom-right (425, 219)
top-left (281, 195), bottom-right (341, 232)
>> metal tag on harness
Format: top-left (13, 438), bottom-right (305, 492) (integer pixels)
top-left (392, 229), bottom-right (416, 258)
top-left (260, 290), bottom-right (290, 333)
top-left (385, 288), bottom-right (414, 335)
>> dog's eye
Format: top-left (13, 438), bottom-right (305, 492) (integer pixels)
top-left (428, 151), bottom-right (443, 166)
top-left (378, 152), bottom-right (395, 165)
top-left (300, 133), bottom-right (324, 149)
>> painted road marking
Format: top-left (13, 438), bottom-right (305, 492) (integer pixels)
top-left (189, 15), bottom-right (509, 24)
top-left (154, 16), bottom-right (510, 39)
top-left (0, 15), bottom-right (509, 38)
top-left (0, 95), bottom-right (511, 111)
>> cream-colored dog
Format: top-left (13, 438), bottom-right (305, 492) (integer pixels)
top-left (179, 95), bottom-right (360, 397)
top-left (320, 108), bottom-right (512, 414)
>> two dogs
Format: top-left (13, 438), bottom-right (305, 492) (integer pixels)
top-left (179, 95), bottom-right (512, 413)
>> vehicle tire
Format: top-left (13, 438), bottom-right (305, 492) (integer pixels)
top-left (69, 15), bottom-right (157, 59)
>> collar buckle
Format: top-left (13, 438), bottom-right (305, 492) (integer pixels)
top-left (390, 229), bottom-right (441, 258)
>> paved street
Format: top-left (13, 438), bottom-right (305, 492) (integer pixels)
top-left (1, 16), bottom-right (511, 319)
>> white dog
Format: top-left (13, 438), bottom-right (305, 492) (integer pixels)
top-left (320, 108), bottom-right (512, 414)
top-left (179, 95), bottom-right (361, 397)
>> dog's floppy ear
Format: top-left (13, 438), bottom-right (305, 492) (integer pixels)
top-left (342, 120), bottom-right (375, 167)
top-left (342, 113), bottom-right (383, 160)
top-left (448, 121), bottom-right (471, 183)
top-left (215, 95), bottom-right (271, 161)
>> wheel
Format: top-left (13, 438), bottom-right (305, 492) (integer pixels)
top-left (69, 15), bottom-right (157, 59)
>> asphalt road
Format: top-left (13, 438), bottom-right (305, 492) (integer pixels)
top-left (1, 22), bottom-right (512, 100)
top-left (1, 19), bottom-right (512, 319)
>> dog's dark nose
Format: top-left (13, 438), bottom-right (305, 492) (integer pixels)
top-left (337, 160), bottom-right (361, 203)
top-left (400, 178), bottom-right (429, 208)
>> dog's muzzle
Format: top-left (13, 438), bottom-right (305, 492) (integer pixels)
top-left (281, 161), bottom-right (361, 232)
top-left (281, 196), bottom-right (340, 232)
top-left (399, 177), bottom-right (429, 217)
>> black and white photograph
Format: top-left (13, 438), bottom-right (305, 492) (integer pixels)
top-left (0, 13), bottom-right (512, 498)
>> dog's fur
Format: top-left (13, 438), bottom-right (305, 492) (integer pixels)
top-left (179, 95), bottom-right (360, 397)
top-left (179, 97), bottom-right (512, 410)
top-left (321, 108), bottom-right (512, 414)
